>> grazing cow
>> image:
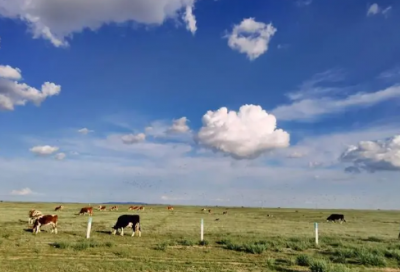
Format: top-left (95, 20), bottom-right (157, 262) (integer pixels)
top-left (78, 207), bottom-right (93, 216)
top-left (32, 214), bottom-right (58, 234)
top-left (223, 211), bottom-right (228, 215)
top-left (208, 209), bottom-right (212, 214)
top-left (28, 209), bottom-right (43, 225)
top-left (111, 214), bottom-right (141, 237)
top-left (326, 213), bottom-right (346, 223)
top-left (110, 206), bottom-right (118, 211)
top-left (139, 206), bottom-right (145, 211)
top-left (98, 205), bottom-right (106, 211)
top-left (128, 206), bottom-right (139, 211)
top-left (201, 208), bottom-right (207, 212)
top-left (54, 205), bottom-right (64, 211)
top-left (167, 206), bottom-right (174, 211)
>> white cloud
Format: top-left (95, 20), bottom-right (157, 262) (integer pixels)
top-left (382, 6), bottom-right (392, 16)
top-left (30, 145), bottom-right (59, 156)
top-left (0, 0), bottom-right (197, 47)
top-left (78, 128), bottom-right (94, 135)
top-left (10, 187), bottom-right (36, 196)
top-left (340, 135), bottom-right (400, 172)
top-left (166, 117), bottom-right (190, 134)
top-left (196, 104), bottom-right (290, 159)
top-left (0, 64), bottom-right (61, 111)
top-left (272, 83), bottom-right (400, 122)
top-left (277, 124), bottom-right (400, 170)
top-left (161, 195), bottom-right (189, 201)
top-left (367, 3), bottom-right (380, 16)
top-left (367, 3), bottom-right (392, 17)
top-left (0, 65), bottom-right (22, 80)
top-left (55, 152), bottom-right (66, 161)
top-left (121, 133), bottom-right (146, 144)
top-left (182, 5), bottom-right (197, 35)
top-left (226, 18), bottom-right (277, 61)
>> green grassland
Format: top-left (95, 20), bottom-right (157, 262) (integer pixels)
top-left (0, 202), bottom-right (400, 272)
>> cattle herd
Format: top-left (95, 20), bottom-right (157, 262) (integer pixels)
top-left (27, 205), bottom-right (347, 236)
top-left (27, 204), bottom-right (175, 237)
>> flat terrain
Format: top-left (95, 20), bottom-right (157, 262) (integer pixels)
top-left (0, 202), bottom-right (400, 272)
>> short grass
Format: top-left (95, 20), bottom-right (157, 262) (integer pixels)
top-left (0, 202), bottom-right (400, 272)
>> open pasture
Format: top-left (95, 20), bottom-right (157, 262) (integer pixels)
top-left (0, 202), bottom-right (400, 272)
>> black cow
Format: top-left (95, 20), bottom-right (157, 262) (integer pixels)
top-left (326, 213), bottom-right (346, 223)
top-left (111, 214), bottom-right (141, 237)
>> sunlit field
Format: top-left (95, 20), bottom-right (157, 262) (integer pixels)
top-left (0, 202), bottom-right (400, 272)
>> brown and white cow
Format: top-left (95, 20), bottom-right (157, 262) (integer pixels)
top-left (78, 207), bottom-right (93, 216)
top-left (98, 205), bottom-right (106, 211)
top-left (109, 206), bottom-right (118, 211)
top-left (54, 205), bottom-right (64, 211)
top-left (28, 209), bottom-right (43, 225)
top-left (138, 206), bottom-right (145, 211)
top-left (128, 206), bottom-right (139, 211)
top-left (32, 214), bottom-right (58, 234)
top-left (167, 206), bottom-right (174, 211)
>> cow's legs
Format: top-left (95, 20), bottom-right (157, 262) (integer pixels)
top-left (120, 227), bottom-right (124, 236)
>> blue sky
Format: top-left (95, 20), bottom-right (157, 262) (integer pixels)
top-left (0, 0), bottom-right (399, 209)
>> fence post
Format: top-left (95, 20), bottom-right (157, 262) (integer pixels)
top-left (314, 222), bottom-right (319, 245)
top-left (200, 218), bottom-right (204, 241)
top-left (86, 216), bottom-right (92, 239)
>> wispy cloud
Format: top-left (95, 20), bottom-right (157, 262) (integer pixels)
top-left (10, 187), bottom-right (38, 196)
top-left (272, 69), bottom-right (400, 122)
top-left (367, 3), bottom-right (392, 17)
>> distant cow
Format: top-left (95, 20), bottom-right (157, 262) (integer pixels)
top-left (111, 214), bottom-right (141, 237)
top-left (223, 211), bottom-right (228, 215)
top-left (110, 206), bottom-right (118, 211)
top-left (326, 213), bottom-right (346, 223)
top-left (201, 208), bottom-right (207, 212)
top-left (32, 214), bottom-right (58, 234)
top-left (167, 206), bottom-right (174, 211)
top-left (28, 209), bottom-right (43, 225)
top-left (78, 207), bottom-right (93, 216)
top-left (54, 205), bottom-right (64, 211)
top-left (208, 209), bottom-right (212, 214)
top-left (128, 206), bottom-right (138, 211)
top-left (138, 206), bottom-right (145, 211)
top-left (98, 205), bottom-right (106, 211)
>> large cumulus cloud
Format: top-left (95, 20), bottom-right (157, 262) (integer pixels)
top-left (0, 0), bottom-right (197, 47)
top-left (196, 104), bottom-right (290, 159)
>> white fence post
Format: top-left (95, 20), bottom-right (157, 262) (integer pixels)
top-left (314, 222), bottom-right (319, 245)
top-left (200, 218), bottom-right (204, 241)
top-left (86, 216), bottom-right (92, 239)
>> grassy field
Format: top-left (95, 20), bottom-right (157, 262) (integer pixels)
top-left (0, 202), bottom-right (400, 272)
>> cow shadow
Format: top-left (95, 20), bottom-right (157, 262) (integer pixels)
top-left (95, 230), bottom-right (112, 235)
top-left (23, 228), bottom-right (50, 233)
